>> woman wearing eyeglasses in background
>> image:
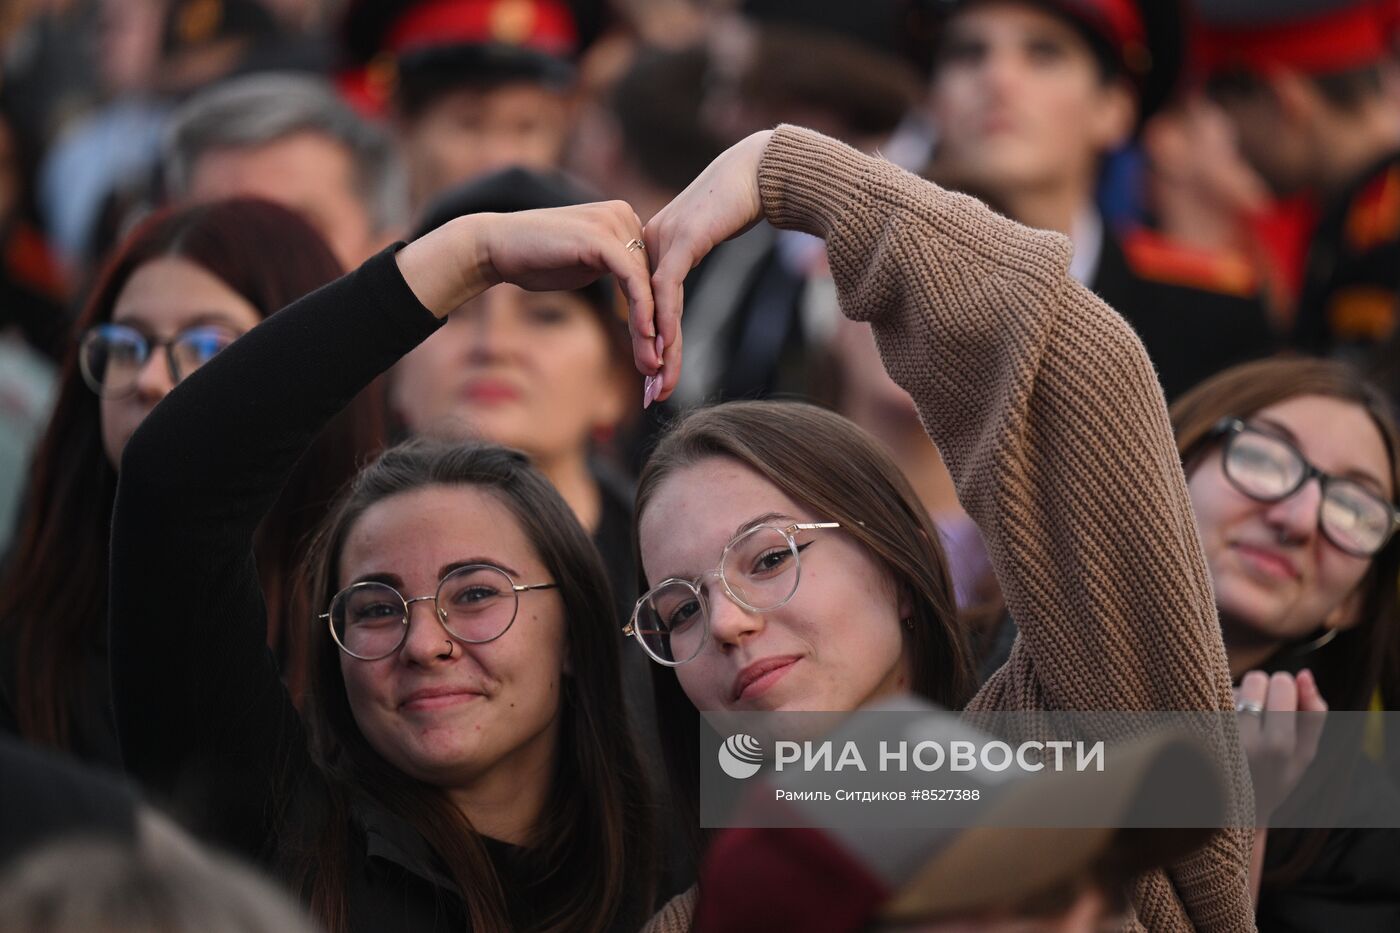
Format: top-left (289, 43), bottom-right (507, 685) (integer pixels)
top-left (628, 127), bottom-right (1253, 931)
top-left (108, 202), bottom-right (660, 930)
top-left (1170, 358), bottom-right (1400, 931)
top-left (0, 199), bottom-right (382, 768)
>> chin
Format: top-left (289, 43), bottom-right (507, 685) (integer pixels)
top-left (395, 738), bottom-right (488, 784)
top-left (1217, 585), bottom-right (1303, 644)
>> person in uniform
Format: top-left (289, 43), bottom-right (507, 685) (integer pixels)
top-left (337, 0), bottom-right (580, 211)
top-left (1197, 0), bottom-right (1400, 367)
top-left (925, 0), bottom-right (1277, 400)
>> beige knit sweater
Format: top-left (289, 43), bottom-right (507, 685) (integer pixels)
top-left (643, 126), bottom-right (1254, 933)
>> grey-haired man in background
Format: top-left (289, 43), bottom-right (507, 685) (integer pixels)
top-left (165, 73), bottom-right (408, 269)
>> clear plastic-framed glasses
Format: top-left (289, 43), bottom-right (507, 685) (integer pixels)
top-left (79, 322), bottom-right (244, 399)
top-left (1211, 418), bottom-right (1400, 558)
top-left (321, 564), bottom-right (558, 661)
top-left (623, 521), bottom-right (841, 666)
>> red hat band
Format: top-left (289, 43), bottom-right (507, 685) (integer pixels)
top-left (1196, 2), bottom-right (1398, 77)
top-left (387, 0), bottom-right (577, 58)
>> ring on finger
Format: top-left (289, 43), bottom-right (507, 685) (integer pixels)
top-left (1235, 700), bottom-right (1265, 716)
top-left (625, 238), bottom-right (646, 253)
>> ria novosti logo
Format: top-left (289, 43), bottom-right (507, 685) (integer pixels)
top-left (718, 733), bottom-right (765, 779)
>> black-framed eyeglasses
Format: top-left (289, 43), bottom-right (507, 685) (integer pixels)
top-left (79, 322), bottom-right (244, 399)
top-left (1210, 418), bottom-right (1400, 557)
top-left (320, 564), bottom-right (558, 661)
top-left (622, 521), bottom-right (841, 666)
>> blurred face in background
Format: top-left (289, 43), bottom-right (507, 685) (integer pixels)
top-left (98, 257), bottom-right (262, 467)
top-left (1208, 75), bottom-right (1316, 196)
top-left (1186, 394), bottom-right (1393, 651)
top-left (185, 131), bottom-right (379, 269)
top-left (1141, 96), bottom-right (1271, 222)
top-left (401, 84), bottom-right (572, 207)
top-left (927, 1), bottom-right (1133, 198)
top-left (389, 284), bottom-right (626, 468)
top-left (97, 0), bottom-right (165, 94)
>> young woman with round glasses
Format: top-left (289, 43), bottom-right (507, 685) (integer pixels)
top-left (629, 127), bottom-right (1252, 931)
top-left (1169, 357), bottom-right (1400, 929)
top-left (0, 199), bottom-right (381, 766)
top-left (108, 202), bottom-right (660, 930)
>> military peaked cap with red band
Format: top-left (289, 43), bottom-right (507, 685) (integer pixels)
top-left (342, 0), bottom-right (576, 63)
top-left (1194, 0), bottom-right (1400, 77)
top-left (338, 0), bottom-right (578, 114)
top-left (928, 0), bottom-right (1187, 121)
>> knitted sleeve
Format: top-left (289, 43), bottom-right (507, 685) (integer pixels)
top-left (757, 126), bottom-right (1254, 932)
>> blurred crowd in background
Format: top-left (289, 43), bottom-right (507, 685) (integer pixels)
top-left (1, 0), bottom-right (1398, 557)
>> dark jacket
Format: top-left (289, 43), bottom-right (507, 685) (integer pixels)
top-left (1256, 760), bottom-right (1400, 933)
top-left (108, 247), bottom-right (640, 931)
top-left (1092, 228), bottom-right (1278, 401)
top-left (0, 735), bottom-right (136, 867)
top-left (1293, 150), bottom-right (1400, 366)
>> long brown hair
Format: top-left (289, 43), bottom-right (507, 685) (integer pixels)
top-left (0, 199), bottom-right (383, 751)
top-left (296, 439), bottom-right (655, 933)
top-left (1170, 356), bottom-right (1400, 713)
top-left (1171, 357), bottom-right (1400, 889)
top-left (633, 401), bottom-right (977, 838)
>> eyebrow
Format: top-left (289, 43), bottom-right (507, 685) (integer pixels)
top-left (1251, 416), bottom-right (1391, 497)
top-left (732, 511), bottom-right (795, 540)
top-left (109, 312), bottom-right (250, 334)
top-left (348, 559), bottom-right (523, 590)
top-left (440, 558), bottom-right (521, 579)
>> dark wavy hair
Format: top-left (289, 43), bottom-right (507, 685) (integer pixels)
top-left (0, 198), bottom-right (384, 753)
top-left (296, 438), bottom-right (656, 933)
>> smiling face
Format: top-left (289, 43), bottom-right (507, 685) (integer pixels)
top-left (1187, 395), bottom-right (1395, 654)
top-left (99, 257), bottom-right (262, 469)
top-left (928, 1), bottom-right (1133, 198)
top-left (336, 484), bottom-right (567, 788)
top-left (638, 456), bottom-right (911, 713)
top-left (389, 284), bottom-right (625, 463)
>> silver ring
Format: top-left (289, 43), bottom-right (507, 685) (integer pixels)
top-left (625, 238), bottom-right (645, 252)
top-left (1235, 700), bottom-right (1265, 716)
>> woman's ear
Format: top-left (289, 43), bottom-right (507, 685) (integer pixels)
top-left (898, 582), bottom-right (915, 624)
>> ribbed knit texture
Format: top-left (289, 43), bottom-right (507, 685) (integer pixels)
top-left (641, 886), bottom-right (699, 933)
top-left (754, 125), bottom-right (1256, 932)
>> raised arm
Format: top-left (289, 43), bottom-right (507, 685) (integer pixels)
top-left (644, 127), bottom-right (1252, 931)
top-left (647, 125), bottom-right (1232, 713)
top-left (110, 203), bottom-right (653, 855)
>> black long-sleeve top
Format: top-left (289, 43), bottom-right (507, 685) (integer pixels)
top-left (108, 247), bottom-right (581, 931)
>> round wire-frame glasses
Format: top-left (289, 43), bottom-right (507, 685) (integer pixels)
top-left (623, 521), bottom-right (841, 667)
top-left (321, 563), bottom-right (558, 661)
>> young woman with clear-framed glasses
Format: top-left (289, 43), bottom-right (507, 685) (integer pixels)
top-left (630, 127), bottom-right (1252, 932)
top-left (0, 199), bottom-right (382, 767)
top-left (108, 200), bottom-right (661, 931)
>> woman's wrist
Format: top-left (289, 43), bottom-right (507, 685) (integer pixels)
top-left (395, 214), bottom-right (497, 319)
